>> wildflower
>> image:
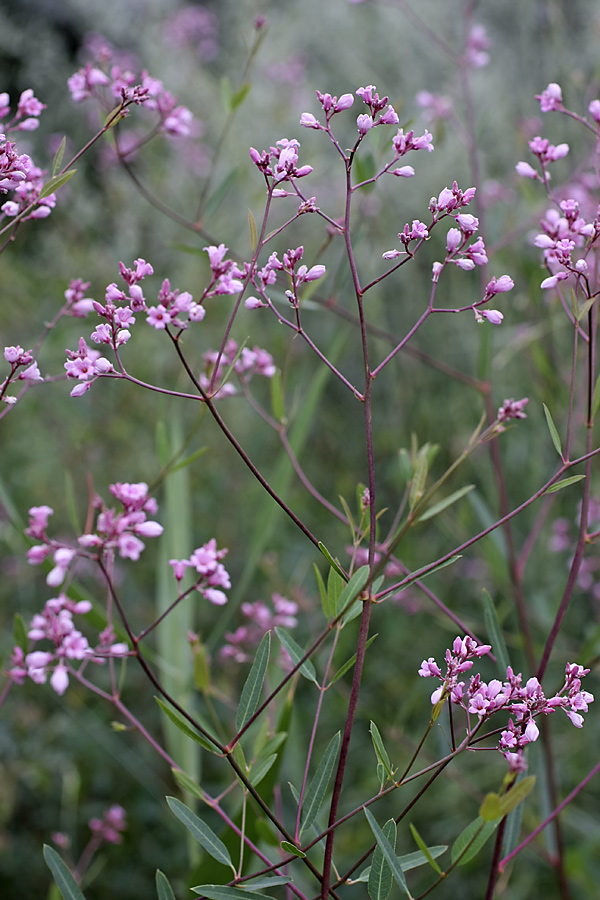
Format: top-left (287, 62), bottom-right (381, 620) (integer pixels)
top-left (536, 83), bottom-right (563, 113)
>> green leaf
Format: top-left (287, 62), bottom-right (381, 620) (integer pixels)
top-left (543, 403), bottom-right (563, 458)
top-left (156, 869), bottom-right (177, 900)
top-left (341, 599), bottom-right (363, 626)
top-left (13, 612), bottom-right (28, 651)
top-left (339, 494), bottom-right (356, 534)
top-left (408, 824), bottom-right (442, 875)
top-left (364, 809), bottom-right (412, 897)
top-left (39, 169), bottom-right (76, 199)
top-left (300, 732), bottom-right (341, 834)
top-left (379, 556), bottom-right (461, 598)
top-left (220, 76), bottom-right (232, 112)
top-left (370, 721), bottom-right (394, 785)
top-left (52, 136), bottom-right (67, 177)
top-left (592, 373), bottom-right (600, 419)
top-left (451, 816), bottom-right (498, 865)
top-left (166, 797), bottom-right (234, 872)
top-left (369, 818), bottom-right (396, 900)
top-left (232, 83), bottom-right (252, 110)
top-left (498, 775), bottom-right (536, 817)
top-left (155, 697), bottom-right (218, 754)
top-left (248, 209), bottom-right (258, 252)
top-left (270, 369), bottom-right (285, 422)
top-left (414, 484), bottom-right (475, 523)
top-left (204, 168), bottom-right (239, 219)
top-left (280, 840), bottom-right (306, 858)
top-left (172, 767), bottom-right (204, 800)
top-left (328, 634), bottom-right (378, 686)
top-left (314, 563), bottom-right (332, 619)
top-left (546, 474), bottom-right (586, 493)
top-left (482, 589), bottom-right (511, 676)
top-left (169, 446), bottom-right (209, 475)
top-left (275, 627), bottom-right (317, 683)
top-left (409, 452), bottom-right (428, 512)
top-left (235, 631), bottom-right (271, 732)
top-left (577, 294), bottom-right (598, 321)
top-left (191, 886), bottom-right (274, 900)
top-left (103, 104), bottom-right (126, 128)
top-left (249, 753), bottom-right (277, 786)
top-left (336, 564), bottom-right (370, 615)
top-left (398, 846), bottom-right (446, 872)
top-left (242, 876), bottom-right (292, 890)
top-left (480, 792), bottom-right (502, 822)
top-left (318, 541), bottom-right (347, 579)
top-left (43, 845), bottom-right (87, 900)
top-left (327, 566), bottom-right (345, 616)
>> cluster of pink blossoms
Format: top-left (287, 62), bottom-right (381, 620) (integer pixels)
top-left (222, 593), bottom-right (299, 663)
top-left (8, 594), bottom-right (128, 696)
top-left (169, 538), bottom-right (231, 607)
top-left (68, 39), bottom-right (193, 138)
top-left (419, 636), bottom-right (594, 771)
top-left (0, 88), bottom-right (56, 222)
top-left (26, 483), bottom-right (164, 584)
top-left (245, 245), bottom-right (326, 311)
top-left (1, 345), bottom-right (43, 406)
top-left (200, 338), bottom-right (276, 398)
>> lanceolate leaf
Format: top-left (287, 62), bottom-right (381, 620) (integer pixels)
top-left (546, 474), bottom-right (586, 494)
top-left (543, 403), bottom-right (563, 458)
top-left (450, 816), bottom-right (498, 866)
top-left (280, 840), bottom-right (306, 858)
top-left (191, 886), bottom-right (274, 900)
top-left (370, 721), bottom-right (394, 784)
top-left (166, 797), bottom-right (234, 872)
top-left (156, 870), bottom-right (177, 900)
top-left (235, 631), bottom-right (271, 732)
top-left (368, 818), bottom-right (396, 900)
top-left (43, 846), bottom-right (87, 900)
top-left (408, 825), bottom-right (443, 875)
top-left (274, 626), bottom-right (317, 683)
top-left (413, 484), bottom-right (475, 523)
top-left (498, 776), bottom-right (535, 817)
top-left (328, 634), bottom-right (378, 686)
top-left (336, 565), bottom-right (370, 615)
top-left (155, 696), bottom-right (218, 754)
top-left (364, 809), bottom-right (411, 897)
top-left (300, 732), bottom-right (341, 835)
top-left (318, 541), bottom-right (347, 579)
top-left (39, 169), bottom-right (76, 199)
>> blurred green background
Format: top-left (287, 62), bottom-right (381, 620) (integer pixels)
top-left (2, 0), bottom-right (600, 897)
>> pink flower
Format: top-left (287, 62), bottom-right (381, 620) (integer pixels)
top-left (357, 114), bottom-right (373, 135)
top-left (536, 83), bottom-right (563, 112)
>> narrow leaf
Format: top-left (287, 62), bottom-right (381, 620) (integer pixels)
top-left (327, 566), bottom-right (345, 615)
top-left (497, 776), bottom-right (536, 817)
top-left (546, 474), bottom-right (586, 494)
top-left (243, 876), bottom-right (292, 890)
top-left (368, 818), bottom-right (396, 900)
top-left (52, 136), bottom-right (67, 177)
top-left (104, 105), bottom-right (126, 128)
top-left (166, 797), bottom-right (234, 871)
top-left (364, 809), bottom-right (412, 897)
top-left (480, 792), bottom-right (502, 822)
top-left (300, 732), bottom-right (341, 834)
top-left (280, 840), bottom-right (306, 858)
top-left (398, 846), bottom-right (446, 872)
top-left (408, 824), bottom-right (442, 875)
top-left (156, 870), bottom-right (177, 900)
top-left (370, 721), bottom-right (394, 784)
top-left (270, 369), bottom-right (284, 422)
top-left (249, 753), bottom-right (277, 787)
top-left (451, 816), bottom-right (498, 865)
top-left (172, 767), bottom-right (204, 800)
top-left (39, 169), bottom-right (76, 199)
top-left (414, 484), bottom-right (475, 523)
top-left (235, 631), bottom-right (271, 732)
top-left (318, 541), bottom-right (347, 579)
top-left (43, 846), bottom-right (87, 900)
top-left (543, 403), bottom-right (563, 457)
top-left (379, 556), bottom-right (461, 598)
top-left (275, 627), bottom-right (317, 683)
top-left (409, 452), bottom-right (428, 512)
top-left (191, 886), bottom-right (273, 900)
top-left (328, 634), bottom-right (378, 686)
top-left (155, 697), bottom-right (218, 754)
top-left (232, 83), bottom-right (252, 110)
top-left (482, 589), bottom-right (511, 676)
top-left (314, 563), bottom-right (332, 619)
top-left (577, 294), bottom-right (598, 321)
top-left (248, 209), bottom-right (258, 252)
top-left (339, 494), bottom-right (356, 533)
top-left (336, 565), bottom-right (370, 615)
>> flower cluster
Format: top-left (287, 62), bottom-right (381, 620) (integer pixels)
top-left (419, 637), bottom-right (594, 769)
top-left (26, 483), bottom-right (163, 581)
top-left (535, 201), bottom-right (597, 290)
top-left (245, 246), bottom-right (326, 310)
top-left (249, 138), bottom-right (313, 184)
top-left (200, 338), bottom-right (276, 397)
top-left (88, 804), bottom-right (127, 845)
top-left (68, 44), bottom-right (193, 137)
top-left (300, 89), bottom-right (354, 129)
top-left (354, 84), bottom-right (400, 136)
top-left (496, 397), bottom-right (529, 424)
top-left (169, 538), bottom-right (231, 606)
top-left (1, 345), bottom-right (43, 406)
top-left (222, 593), bottom-right (298, 663)
top-left (0, 89), bottom-right (56, 222)
top-left (7, 593), bottom-right (128, 696)
top-left (516, 135), bottom-right (569, 182)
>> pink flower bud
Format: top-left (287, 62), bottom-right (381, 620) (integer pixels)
top-left (357, 114), bottom-right (373, 135)
top-left (481, 309), bottom-right (504, 325)
top-left (515, 161), bottom-right (538, 179)
top-left (335, 93), bottom-right (354, 111)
